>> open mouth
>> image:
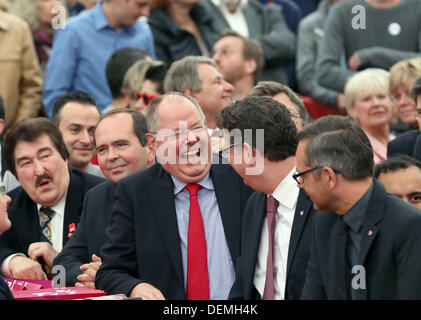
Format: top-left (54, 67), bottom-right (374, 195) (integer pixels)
top-left (37, 179), bottom-right (51, 188)
top-left (181, 149), bottom-right (201, 160)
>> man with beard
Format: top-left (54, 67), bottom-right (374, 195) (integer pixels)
top-left (95, 92), bottom-right (253, 299)
top-left (0, 118), bottom-right (103, 280)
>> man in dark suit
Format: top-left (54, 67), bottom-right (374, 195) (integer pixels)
top-left (0, 185), bottom-right (13, 300)
top-left (53, 109), bottom-right (155, 287)
top-left (216, 96), bottom-right (316, 300)
top-left (95, 92), bottom-right (253, 300)
top-left (202, 0), bottom-right (295, 85)
top-left (296, 116), bottom-right (421, 299)
top-left (0, 118), bottom-right (103, 280)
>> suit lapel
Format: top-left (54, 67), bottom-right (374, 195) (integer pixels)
top-left (147, 165), bottom-right (184, 284)
top-left (62, 171), bottom-right (83, 246)
top-left (244, 6), bottom-right (262, 38)
top-left (211, 164), bottom-right (241, 262)
top-left (286, 189), bottom-right (313, 274)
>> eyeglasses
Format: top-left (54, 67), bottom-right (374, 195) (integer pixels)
top-left (150, 121), bottom-right (207, 140)
top-left (136, 93), bottom-right (157, 106)
top-left (218, 142), bottom-right (240, 158)
top-left (292, 167), bottom-right (321, 185)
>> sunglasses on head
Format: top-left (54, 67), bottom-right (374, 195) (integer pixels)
top-left (136, 93), bottom-right (157, 105)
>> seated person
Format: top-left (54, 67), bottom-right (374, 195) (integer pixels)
top-left (121, 60), bottom-right (167, 114)
top-left (0, 186), bottom-right (13, 300)
top-left (374, 154), bottom-right (421, 211)
top-left (53, 109), bottom-right (155, 287)
top-left (0, 118), bottom-right (103, 280)
top-left (388, 76), bottom-right (421, 160)
top-left (52, 91), bottom-right (103, 177)
top-left (344, 68), bottom-right (395, 164)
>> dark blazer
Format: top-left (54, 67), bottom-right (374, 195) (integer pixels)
top-left (202, 0), bottom-right (295, 85)
top-left (301, 180), bottom-right (421, 300)
top-left (53, 180), bottom-right (115, 286)
top-left (387, 129), bottom-right (421, 161)
top-left (148, 3), bottom-right (219, 64)
top-left (0, 276), bottom-right (13, 300)
top-left (95, 163), bottom-right (254, 299)
top-left (229, 189), bottom-right (316, 300)
top-left (0, 169), bottom-right (104, 264)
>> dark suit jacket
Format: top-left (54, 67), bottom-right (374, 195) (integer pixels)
top-left (203, 0), bottom-right (295, 85)
top-left (95, 163), bottom-right (254, 299)
top-left (301, 180), bottom-right (421, 300)
top-left (387, 129), bottom-right (421, 161)
top-left (0, 169), bottom-right (104, 265)
top-left (0, 276), bottom-right (13, 300)
top-left (229, 189), bottom-right (316, 300)
top-left (53, 180), bottom-right (115, 286)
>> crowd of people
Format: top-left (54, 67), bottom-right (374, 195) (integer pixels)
top-left (0, 0), bottom-right (421, 301)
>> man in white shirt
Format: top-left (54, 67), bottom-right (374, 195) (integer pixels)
top-left (216, 96), bottom-right (317, 299)
top-left (0, 118), bottom-right (103, 280)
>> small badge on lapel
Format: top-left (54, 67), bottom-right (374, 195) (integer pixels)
top-left (67, 223), bottom-right (76, 238)
top-left (368, 230), bottom-right (373, 236)
top-left (299, 210), bottom-right (304, 216)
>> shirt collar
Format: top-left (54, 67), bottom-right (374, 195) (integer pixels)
top-left (270, 167), bottom-right (299, 210)
top-left (210, 0), bottom-right (247, 12)
top-left (343, 182), bottom-right (374, 233)
top-left (36, 190), bottom-right (67, 219)
top-left (171, 172), bottom-right (214, 195)
top-left (93, 0), bottom-right (135, 34)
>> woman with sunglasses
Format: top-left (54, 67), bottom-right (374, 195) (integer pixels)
top-left (121, 60), bottom-right (168, 114)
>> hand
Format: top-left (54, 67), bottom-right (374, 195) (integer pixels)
top-left (8, 255), bottom-right (47, 280)
top-left (75, 254), bottom-right (102, 288)
top-left (28, 242), bottom-right (59, 268)
top-left (336, 93), bottom-right (347, 112)
top-left (348, 52), bottom-right (362, 71)
top-left (130, 282), bottom-right (166, 300)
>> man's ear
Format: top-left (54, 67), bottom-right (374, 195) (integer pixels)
top-left (242, 142), bottom-right (257, 166)
top-left (244, 58), bottom-right (257, 76)
top-left (184, 87), bottom-right (195, 97)
top-left (321, 167), bottom-right (337, 190)
top-left (0, 119), bottom-right (5, 136)
top-left (145, 133), bottom-right (156, 154)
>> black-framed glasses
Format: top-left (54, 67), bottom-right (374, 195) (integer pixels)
top-left (293, 167), bottom-right (321, 185)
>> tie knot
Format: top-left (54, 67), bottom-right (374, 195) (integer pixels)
top-left (266, 196), bottom-right (279, 215)
top-left (185, 183), bottom-right (201, 196)
top-left (40, 207), bottom-right (55, 221)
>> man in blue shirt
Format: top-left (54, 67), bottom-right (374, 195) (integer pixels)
top-left (43, 0), bottom-right (156, 117)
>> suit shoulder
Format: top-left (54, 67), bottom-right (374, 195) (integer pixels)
top-left (389, 129), bottom-right (419, 145)
top-left (70, 169), bottom-right (105, 190)
top-left (85, 180), bottom-right (115, 197)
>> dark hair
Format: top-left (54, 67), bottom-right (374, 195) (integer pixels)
top-left (5, 118), bottom-right (70, 176)
top-left (216, 96), bottom-right (297, 161)
top-left (145, 63), bottom-right (169, 95)
top-left (97, 108), bottom-right (148, 146)
top-left (106, 47), bottom-right (149, 99)
top-left (410, 76), bottom-right (421, 101)
top-left (0, 95), bottom-right (5, 120)
top-left (297, 116), bottom-right (374, 180)
top-left (52, 91), bottom-right (98, 125)
top-left (374, 154), bottom-right (421, 178)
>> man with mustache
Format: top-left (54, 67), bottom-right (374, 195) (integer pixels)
top-left (53, 109), bottom-right (155, 288)
top-left (52, 91), bottom-right (103, 178)
top-left (0, 118), bottom-right (104, 280)
top-left (95, 92), bottom-right (254, 299)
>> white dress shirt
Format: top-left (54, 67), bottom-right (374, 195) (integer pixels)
top-left (253, 167), bottom-right (299, 300)
top-left (1, 192), bottom-right (67, 276)
top-left (210, 0), bottom-right (249, 37)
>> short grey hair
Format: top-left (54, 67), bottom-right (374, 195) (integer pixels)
top-left (344, 68), bottom-right (390, 111)
top-left (164, 56), bottom-right (217, 93)
top-left (297, 116), bottom-right (374, 180)
top-left (146, 92), bottom-right (206, 133)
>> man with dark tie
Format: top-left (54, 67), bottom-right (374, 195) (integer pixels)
top-left (95, 92), bottom-right (253, 299)
top-left (296, 116), bottom-right (421, 299)
top-left (0, 118), bottom-right (103, 280)
top-left (216, 96), bottom-right (317, 300)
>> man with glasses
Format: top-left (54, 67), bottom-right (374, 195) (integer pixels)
top-left (95, 92), bottom-right (253, 300)
top-left (216, 96), bottom-right (317, 300)
top-left (297, 116), bottom-right (421, 299)
top-left (388, 76), bottom-right (421, 161)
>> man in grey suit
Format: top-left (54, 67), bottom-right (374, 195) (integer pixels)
top-left (202, 0), bottom-right (295, 85)
top-left (53, 109), bottom-right (155, 288)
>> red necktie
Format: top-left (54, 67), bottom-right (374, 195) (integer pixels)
top-left (185, 183), bottom-right (210, 300)
top-left (263, 195), bottom-right (279, 300)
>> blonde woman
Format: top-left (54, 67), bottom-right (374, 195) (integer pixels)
top-left (9, 0), bottom-right (67, 71)
top-left (345, 68), bottom-right (395, 164)
top-left (122, 60), bottom-right (167, 113)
